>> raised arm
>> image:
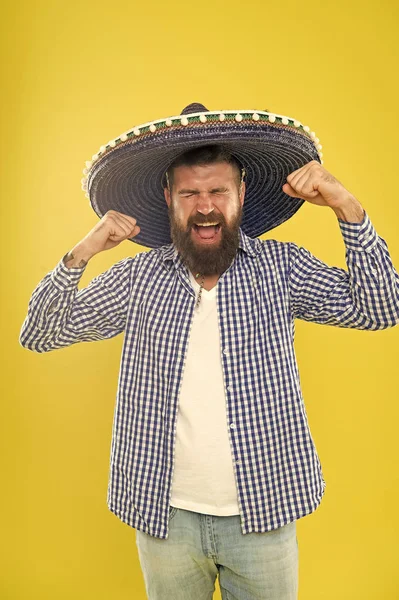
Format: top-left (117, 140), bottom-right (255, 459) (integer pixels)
top-left (283, 161), bottom-right (399, 329)
top-left (19, 210), bottom-right (141, 352)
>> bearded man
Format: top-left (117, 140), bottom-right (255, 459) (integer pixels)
top-left (20, 103), bottom-right (399, 600)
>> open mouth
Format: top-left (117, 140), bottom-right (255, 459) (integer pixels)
top-left (192, 223), bottom-right (221, 241)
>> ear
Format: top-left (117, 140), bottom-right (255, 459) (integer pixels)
top-left (164, 186), bottom-right (171, 207)
top-left (239, 181), bottom-right (246, 206)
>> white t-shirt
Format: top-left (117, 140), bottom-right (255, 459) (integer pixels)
top-left (169, 271), bottom-right (240, 515)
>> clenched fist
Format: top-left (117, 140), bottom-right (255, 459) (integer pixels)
top-left (63, 210), bottom-right (140, 268)
top-left (282, 160), bottom-right (364, 223)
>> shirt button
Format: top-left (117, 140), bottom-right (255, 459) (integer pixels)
top-left (371, 269), bottom-right (378, 275)
top-left (227, 386), bottom-right (232, 392)
top-left (229, 423), bottom-right (236, 429)
top-left (236, 460), bottom-right (241, 465)
top-left (220, 311), bottom-right (226, 317)
top-left (223, 348), bottom-right (229, 356)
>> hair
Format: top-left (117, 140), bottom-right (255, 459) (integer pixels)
top-left (164, 145), bottom-right (243, 190)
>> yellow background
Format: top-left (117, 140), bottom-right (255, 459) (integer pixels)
top-left (2, 0), bottom-right (399, 598)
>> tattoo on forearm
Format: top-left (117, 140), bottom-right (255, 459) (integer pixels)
top-left (63, 251), bottom-right (88, 268)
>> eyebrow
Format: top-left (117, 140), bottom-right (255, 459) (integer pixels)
top-left (177, 187), bottom-right (229, 195)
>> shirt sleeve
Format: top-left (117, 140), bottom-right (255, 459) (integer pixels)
top-left (19, 255), bottom-right (135, 352)
top-left (288, 211), bottom-right (399, 330)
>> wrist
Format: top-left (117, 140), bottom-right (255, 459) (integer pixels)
top-left (332, 196), bottom-right (365, 223)
top-left (63, 241), bottom-right (96, 268)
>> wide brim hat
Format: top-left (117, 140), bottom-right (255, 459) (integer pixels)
top-left (82, 102), bottom-right (323, 248)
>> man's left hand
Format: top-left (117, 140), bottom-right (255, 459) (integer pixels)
top-left (282, 160), bottom-right (365, 222)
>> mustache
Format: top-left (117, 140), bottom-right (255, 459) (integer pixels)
top-left (186, 212), bottom-right (226, 228)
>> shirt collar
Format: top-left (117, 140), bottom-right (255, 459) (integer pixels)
top-left (159, 227), bottom-right (261, 270)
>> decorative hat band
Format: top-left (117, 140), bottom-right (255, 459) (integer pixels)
top-left (81, 109), bottom-right (323, 194)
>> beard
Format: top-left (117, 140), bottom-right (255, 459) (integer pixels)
top-left (168, 200), bottom-right (243, 276)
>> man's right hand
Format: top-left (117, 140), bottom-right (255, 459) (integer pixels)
top-left (63, 210), bottom-right (140, 268)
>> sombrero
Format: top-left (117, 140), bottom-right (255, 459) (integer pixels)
top-left (82, 102), bottom-right (323, 248)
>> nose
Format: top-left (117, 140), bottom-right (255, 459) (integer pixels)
top-left (196, 193), bottom-right (215, 215)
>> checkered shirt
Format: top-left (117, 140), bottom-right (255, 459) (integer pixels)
top-left (20, 212), bottom-right (399, 539)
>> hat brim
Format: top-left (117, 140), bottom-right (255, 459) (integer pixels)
top-left (87, 115), bottom-right (320, 248)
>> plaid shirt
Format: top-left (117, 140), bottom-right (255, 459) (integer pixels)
top-left (20, 212), bottom-right (399, 539)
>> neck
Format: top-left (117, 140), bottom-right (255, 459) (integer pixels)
top-left (192, 271), bottom-right (220, 292)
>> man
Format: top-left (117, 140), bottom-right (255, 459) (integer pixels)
top-left (20, 103), bottom-right (399, 600)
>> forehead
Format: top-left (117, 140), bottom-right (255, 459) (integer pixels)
top-left (172, 162), bottom-right (237, 188)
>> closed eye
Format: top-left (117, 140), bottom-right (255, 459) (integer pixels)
top-left (178, 188), bottom-right (230, 198)
top-left (178, 190), bottom-right (198, 198)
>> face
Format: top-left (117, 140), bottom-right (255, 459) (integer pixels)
top-left (164, 161), bottom-right (245, 276)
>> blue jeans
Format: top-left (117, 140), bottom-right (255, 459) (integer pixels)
top-left (135, 506), bottom-right (298, 599)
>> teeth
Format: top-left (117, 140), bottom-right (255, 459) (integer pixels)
top-left (196, 223), bottom-right (219, 227)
